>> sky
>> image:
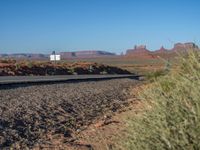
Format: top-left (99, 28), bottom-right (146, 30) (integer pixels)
top-left (0, 0), bottom-right (200, 54)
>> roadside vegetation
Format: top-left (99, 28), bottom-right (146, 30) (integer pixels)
top-left (123, 50), bottom-right (200, 149)
top-left (0, 60), bottom-right (130, 76)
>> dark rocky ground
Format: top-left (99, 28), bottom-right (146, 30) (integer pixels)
top-left (0, 78), bottom-right (139, 149)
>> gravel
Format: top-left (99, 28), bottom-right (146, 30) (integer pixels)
top-left (0, 78), bottom-right (139, 149)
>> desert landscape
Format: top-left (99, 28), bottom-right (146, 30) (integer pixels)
top-left (1, 42), bottom-right (197, 76)
top-left (1, 0), bottom-right (200, 149)
top-left (0, 43), bottom-right (199, 149)
top-left (0, 52), bottom-right (200, 150)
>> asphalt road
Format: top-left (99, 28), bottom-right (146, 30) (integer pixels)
top-left (0, 74), bottom-right (139, 85)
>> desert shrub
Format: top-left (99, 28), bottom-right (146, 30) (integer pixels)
top-left (145, 59), bottom-right (172, 81)
top-left (123, 51), bottom-right (200, 150)
top-left (0, 59), bottom-right (16, 64)
top-left (27, 61), bottom-right (34, 68)
top-left (145, 69), bottom-right (167, 81)
top-left (15, 63), bottom-right (21, 70)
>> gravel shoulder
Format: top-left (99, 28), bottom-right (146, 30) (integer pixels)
top-left (0, 78), bottom-right (140, 149)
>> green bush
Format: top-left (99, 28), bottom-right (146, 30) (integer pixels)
top-left (123, 51), bottom-right (200, 150)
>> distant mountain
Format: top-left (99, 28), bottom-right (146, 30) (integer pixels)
top-left (60, 50), bottom-right (116, 59)
top-left (0, 53), bottom-right (48, 60)
top-left (154, 46), bottom-right (169, 53)
top-left (0, 50), bottom-right (116, 60)
top-left (0, 42), bottom-right (198, 60)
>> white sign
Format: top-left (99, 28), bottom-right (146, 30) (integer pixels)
top-left (50, 55), bottom-right (61, 61)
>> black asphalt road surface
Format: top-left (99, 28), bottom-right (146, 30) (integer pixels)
top-left (0, 74), bottom-right (138, 85)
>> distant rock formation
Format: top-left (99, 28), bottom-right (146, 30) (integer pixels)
top-left (126, 45), bottom-right (156, 59)
top-left (126, 45), bottom-right (149, 55)
top-left (0, 42), bottom-right (198, 60)
top-left (172, 42), bottom-right (198, 51)
top-left (154, 46), bottom-right (169, 53)
top-left (126, 42), bottom-right (199, 59)
top-left (60, 50), bottom-right (116, 59)
top-left (59, 52), bottom-right (75, 58)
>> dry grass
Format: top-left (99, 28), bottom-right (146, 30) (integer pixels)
top-left (123, 50), bottom-right (200, 150)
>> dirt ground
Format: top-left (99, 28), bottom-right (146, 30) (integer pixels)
top-left (33, 85), bottom-right (145, 150)
top-left (0, 79), bottom-right (143, 149)
top-left (69, 101), bottom-right (144, 150)
top-left (69, 86), bottom-right (145, 150)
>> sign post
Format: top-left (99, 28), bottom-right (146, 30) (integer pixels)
top-left (50, 51), bottom-right (61, 75)
top-left (50, 51), bottom-right (61, 62)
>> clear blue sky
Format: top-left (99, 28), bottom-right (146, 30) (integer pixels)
top-left (0, 0), bottom-right (200, 54)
